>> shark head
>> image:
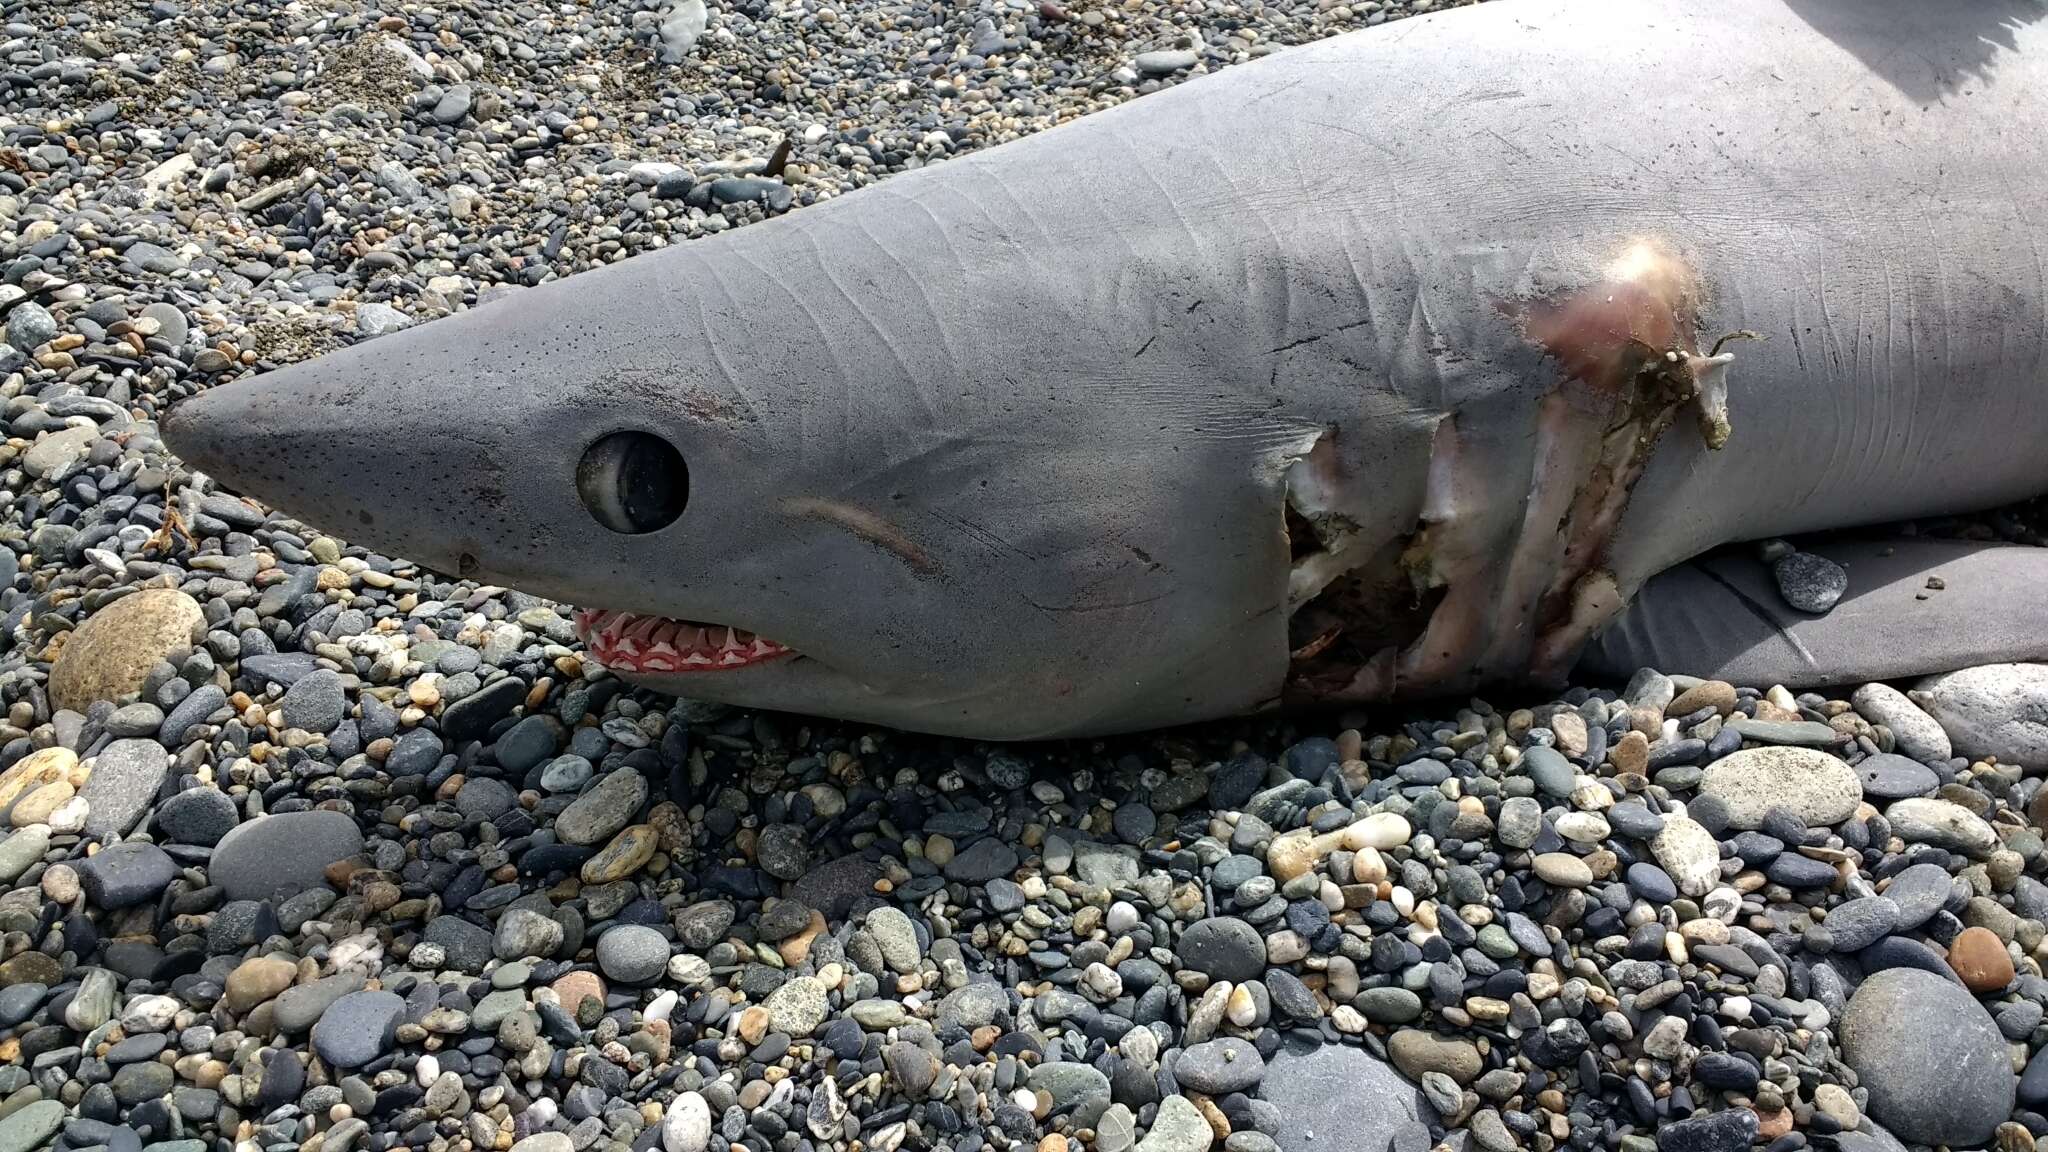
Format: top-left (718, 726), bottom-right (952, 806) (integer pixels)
top-left (161, 163), bottom-right (1329, 740)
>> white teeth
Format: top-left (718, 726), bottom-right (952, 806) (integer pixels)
top-left (578, 610), bottom-right (789, 671)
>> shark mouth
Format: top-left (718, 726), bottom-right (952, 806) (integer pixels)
top-left (574, 609), bottom-right (797, 673)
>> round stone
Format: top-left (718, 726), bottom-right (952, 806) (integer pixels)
top-left (1698, 746), bottom-right (1861, 830)
top-left (1176, 917), bottom-right (1265, 983)
top-left (1774, 550), bottom-right (1848, 613)
top-left (1840, 967), bottom-right (2015, 1146)
top-left (79, 739), bottom-right (171, 838)
top-left (662, 1092), bottom-right (711, 1152)
top-left (1885, 798), bottom-right (1998, 856)
top-left (155, 786), bottom-right (239, 845)
top-left (82, 842), bottom-right (177, 909)
top-left (1821, 896), bottom-right (1899, 952)
top-left (48, 589), bottom-right (205, 713)
top-left (581, 825), bottom-right (658, 883)
top-left (455, 777), bottom-right (519, 822)
top-left (312, 990), bottom-right (405, 1067)
top-left (1949, 926), bottom-right (2016, 993)
top-left (763, 976), bottom-right (828, 1036)
top-left (1388, 1030), bottom-right (1482, 1084)
top-left (1259, 1043), bottom-right (1425, 1152)
top-left (280, 669), bottom-right (348, 733)
top-left (595, 925), bottom-right (670, 985)
top-left (555, 769), bottom-right (647, 845)
top-left (756, 823), bottom-right (811, 880)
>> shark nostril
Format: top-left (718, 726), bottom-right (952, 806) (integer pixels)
top-left (577, 430), bottom-right (688, 534)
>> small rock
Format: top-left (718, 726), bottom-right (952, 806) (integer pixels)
top-left (1774, 550), bottom-right (1848, 614)
top-left (312, 990), bottom-right (406, 1067)
top-left (1949, 925), bottom-right (2016, 992)
top-left (1853, 682), bottom-right (1953, 762)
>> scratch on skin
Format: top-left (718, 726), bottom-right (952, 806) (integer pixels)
top-left (1018, 589), bottom-right (1172, 615)
top-left (1267, 318), bottom-right (1371, 356)
top-left (783, 497), bottom-right (940, 577)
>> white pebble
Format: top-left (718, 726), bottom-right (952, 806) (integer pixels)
top-left (662, 1092), bottom-right (710, 1152)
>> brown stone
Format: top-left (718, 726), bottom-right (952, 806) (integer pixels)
top-left (9, 779), bottom-right (74, 827)
top-left (225, 955), bottom-right (298, 1013)
top-left (0, 747), bottom-right (82, 810)
top-left (1550, 711), bottom-right (1589, 756)
top-left (1668, 680), bottom-right (1737, 717)
top-left (1754, 1107), bottom-right (1793, 1141)
top-left (550, 970), bottom-right (605, 1018)
top-left (778, 910), bottom-right (828, 968)
top-left (1950, 926), bottom-right (2016, 992)
top-left (735, 1005), bottom-right (770, 1045)
top-left (581, 824), bottom-right (658, 884)
top-left (48, 589), bottom-right (206, 713)
top-left (648, 801), bottom-right (690, 856)
top-left (0, 952), bottom-right (61, 986)
top-left (1609, 731), bottom-right (1650, 776)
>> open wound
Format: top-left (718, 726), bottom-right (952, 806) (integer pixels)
top-left (1283, 238), bottom-right (1756, 701)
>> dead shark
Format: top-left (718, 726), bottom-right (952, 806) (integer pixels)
top-left (162, 0), bottom-right (2048, 739)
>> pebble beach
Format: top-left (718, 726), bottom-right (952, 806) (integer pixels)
top-left (7, 3), bottom-right (2048, 1152)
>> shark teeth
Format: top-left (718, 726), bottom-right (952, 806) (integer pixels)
top-left (574, 608), bottom-right (795, 675)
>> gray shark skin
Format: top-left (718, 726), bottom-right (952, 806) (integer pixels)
top-left (162, 0), bottom-right (2048, 740)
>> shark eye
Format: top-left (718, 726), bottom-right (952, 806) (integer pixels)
top-left (578, 431), bottom-right (687, 534)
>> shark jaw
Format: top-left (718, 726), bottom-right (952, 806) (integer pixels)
top-left (574, 608), bottom-right (799, 674)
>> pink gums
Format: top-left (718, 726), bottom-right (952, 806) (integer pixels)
top-left (575, 609), bottom-right (795, 673)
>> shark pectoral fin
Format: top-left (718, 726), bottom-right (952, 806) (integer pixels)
top-left (1575, 536), bottom-right (2048, 691)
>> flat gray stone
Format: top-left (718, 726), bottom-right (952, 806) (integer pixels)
top-left (555, 769), bottom-right (646, 846)
top-left (1260, 1040), bottom-right (1429, 1152)
top-left (0, 1100), bottom-right (66, 1152)
top-left (209, 810), bottom-right (363, 901)
top-left (80, 738), bottom-right (171, 837)
top-left (311, 990), bottom-right (405, 1067)
top-left (1841, 967), bottom-right (2014, 1146)
top-left (1855, 753), bottom-right (1940, 800)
